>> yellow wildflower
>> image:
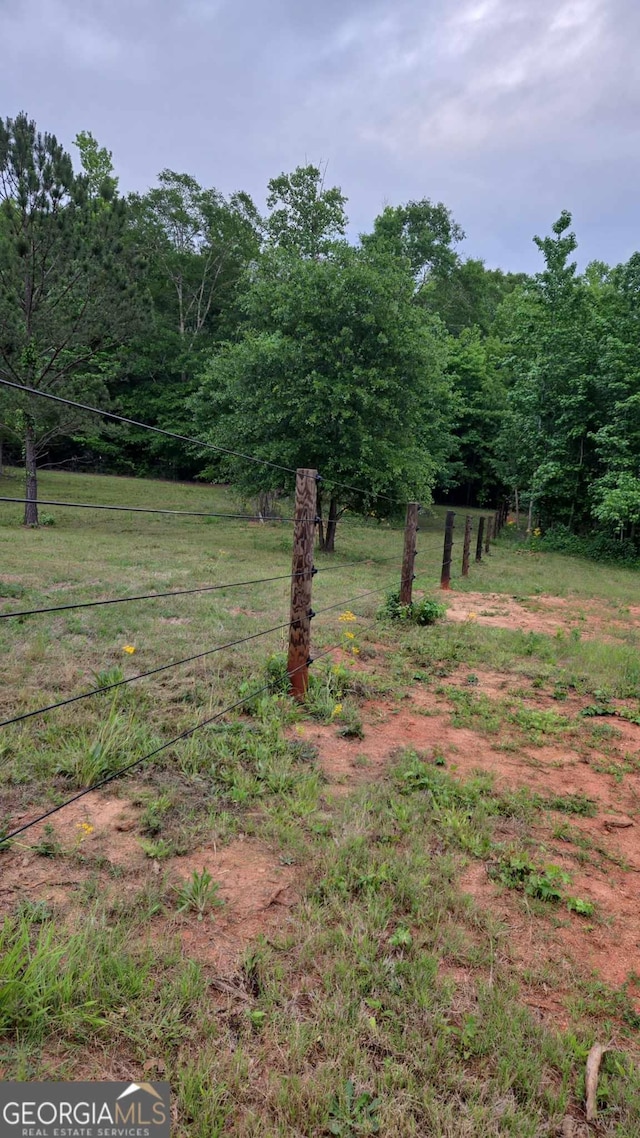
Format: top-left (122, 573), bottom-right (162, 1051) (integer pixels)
top-left (352, 647), bottom-right (360, 655)
top-left (344, 631), bottom-right (355, 640)
top-left (331, 703), bottom-right (343, 717)
top-left (122, 644), bottom-right (136, 655)
top-left (338, 611), bottom-right (357, 623)
top-left (533, 528), bottom-right (541, 537)
top-left (466, 612), bottom-right (478, 622)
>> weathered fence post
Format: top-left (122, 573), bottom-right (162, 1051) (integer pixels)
top-left (462, 515), bottom-right (472, 577)
top-left (440, 510), bottom-right (455, 589)
top-left (476, 517), bottom-right (485, 562)
top-left (400, 502), bottom-right (419, 606)
top-left (287, 468), bottom-right (318, 701)
top-left (485, 516), bottom-right (493, 554)
top-left (494, 509), bottom-right (500, 537)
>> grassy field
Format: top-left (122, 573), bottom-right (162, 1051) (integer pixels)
top-left (1, 467), bottom-right (640, 1136)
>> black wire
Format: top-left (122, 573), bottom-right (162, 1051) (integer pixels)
top-left (0, 496), bottom-right (300, 523)
top-left (0, 645), bottom-right (343, 845)
top-left (0, 571), bottom-right (304, 620)
top-left (313, 554), bottom-right (401, 573)
top-left (317, 477), bottom-right (411, 507)
top-left (0, 378), bottom-right (298, 478)
top-left (0, 619), bottom-right (294, 728)
top-left (0, 557), bottom-right (404, 620)
top-left (0, 569), bottom-right (410, 725)
top-left (314, 585), bottom-right (394, 617)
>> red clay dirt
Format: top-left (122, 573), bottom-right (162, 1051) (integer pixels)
top-left (442, 590), bottom-right (638, 641)
top-left (294, 643), bottom-right (640, 998)
top-left (0, 792), bottom-right (296, 977)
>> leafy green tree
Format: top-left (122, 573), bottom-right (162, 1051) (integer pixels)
top-left (110, 172), bottom-right (261, 476)
top-left (73, 130), bottom-right (118, 200)
top-left (265, 165), bottom-right (347, 258)
top-left (0, 112), bottom-right (140, 524)
top-left (590, 253), bottom-right (640, 541)
top-left (498, 212), bottom-right (600, 531)
top-left (192, 244), bottom-right (452, 550)
top-left (443, 329), bottom-right (507, 505)
top-left (426, 258), bottom-right (528, 335)
top-left (362, 198), bottom-right (464, 286)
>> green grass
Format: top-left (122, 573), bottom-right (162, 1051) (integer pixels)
top-left (1, 468), bottom-right (640, 1133)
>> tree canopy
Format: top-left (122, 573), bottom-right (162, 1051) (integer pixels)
top-left (2, 111), bottom-right (640, 562)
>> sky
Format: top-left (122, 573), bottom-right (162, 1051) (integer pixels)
top-left (1, 0), bottom-right (638, 272)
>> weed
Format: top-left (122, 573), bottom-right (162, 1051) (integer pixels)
top-left (543, 793), bottom-right (597, 817)
top-left (566, 896), bottom-right (595, 917)
top-left (32, 823), bottom-right (64, 858)
top-left (335, 702), bottom-right (365, 739)
top-left (174, 868), bottom-right (223, 920)
top-left (328, 1080), bottom-right (381, 1136)
top-left (17, 898), bottom-right (54, 923)
top-left (92, 664), bottom-right (125, 690)
top-left (139, 837), bottom-right (175, 859)
top-left (493, 854), bottom-right (570, 903)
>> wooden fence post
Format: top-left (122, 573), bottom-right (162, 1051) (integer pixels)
top-left (485, 516), bottom-right (493, 553)
top-left (462, 515), bottom-right (472, 577)
top-left (494, 509), bottom-right (500, 537)
top-left (400, 502), bottom-right (419, 605)
top-left (476, 517), bottom-right (485, 562)
top-left (287, 468), bottom-right (317, 701)
top-left (440, 510), bottom-right (455, 590)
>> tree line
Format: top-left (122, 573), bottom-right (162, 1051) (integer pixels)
top-left (1, 112), bottom-right (638, 556)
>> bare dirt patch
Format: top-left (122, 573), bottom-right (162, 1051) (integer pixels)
top-left (443, 591), bottom-right (639, 641)
top-left (294, 671), bottom-right (640, 1007)
top-left (1, 792), bottom-right (297, 976)
top-left (171, 838), bottom-right (298, 972)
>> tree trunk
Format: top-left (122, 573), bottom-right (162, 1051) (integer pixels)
top-left (316, 494), bottom-right (325, 549)
top-left (24, 422), bottom-right (38, 527)
top-left (324, 496), bottom-right (339, 553)
top-left (514, 486), bottom-right (519, 529)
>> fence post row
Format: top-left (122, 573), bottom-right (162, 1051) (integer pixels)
top-left (287, 468), bottom-right (318, 701)
top-left (484, 516), bottom-right (493, 554)
top-left (440, 510), bottom-right (455, 590)
top-left (400, 501), bottom-right (419, 606)
top-left (462, 515), bottom-right (472, 577)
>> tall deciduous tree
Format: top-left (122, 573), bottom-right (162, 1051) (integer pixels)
top-left (362, 198), bottom-right (464, 286)
top-left (498, 212), bottom-right (600, 530)
top-left (265, 165), bottom-right (347, 258)
top-left (191, 244), bottom-right (453, 551)
top-left (0, 112), bottom-right (140, 524)
top-left (74, 130), bottom-right (119, 200)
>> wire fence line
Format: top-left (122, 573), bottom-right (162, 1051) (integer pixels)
top-left (0, 377), bottom-right (510, 841)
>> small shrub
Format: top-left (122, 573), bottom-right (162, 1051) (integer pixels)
top-left (39, 513), bottom-right (56, 527)
top-left (378, 590), bottom-right (446, 626)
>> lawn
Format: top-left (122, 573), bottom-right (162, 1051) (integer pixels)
top-left (1, 467), bottom-right (639, 1136)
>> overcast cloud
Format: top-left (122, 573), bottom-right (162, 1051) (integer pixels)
top-left (1, 0), bottom-right (638, 270)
